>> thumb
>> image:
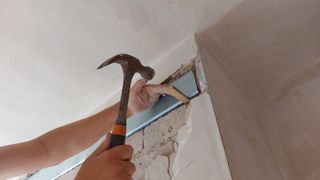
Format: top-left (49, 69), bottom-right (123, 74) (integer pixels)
top-left (131, 79), bottom-right (147, 93)
top-left (90, 134), bottom-right (111, 157)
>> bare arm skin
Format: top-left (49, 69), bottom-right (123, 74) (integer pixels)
top-left (0, 102), bottom-right (125, 179)
top-left (0, 80), bottom-right (168, 179)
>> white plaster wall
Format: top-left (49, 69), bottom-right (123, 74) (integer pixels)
top-left (260, 58), bottom-right (320, 180)
top-left (173, 94), bottom-right (231, 180)
top-left (196, 0), bottom-right (320, 179)
top-left (197, 39), bottom-right (284, 180)
top-left (0, 0), bottom-right (241, 146)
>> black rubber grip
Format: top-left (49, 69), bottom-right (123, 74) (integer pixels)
top-left (109, 134), bottom-right (126, 149)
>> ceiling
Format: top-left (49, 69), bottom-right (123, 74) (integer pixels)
top-left (0, 0), bottom-right (240, 145)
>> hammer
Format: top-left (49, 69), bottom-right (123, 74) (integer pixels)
top-left (97, 54), bottom-right (155, 149)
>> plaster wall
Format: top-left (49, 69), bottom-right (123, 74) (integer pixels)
top-left (260, 59), bottom-right (320, 180)
top-left (196, 39), bottom-right (283, 180)
top-left (172, 93), bottom-right (231, 180)
top-left (196, 0), bottom-right (320, 179)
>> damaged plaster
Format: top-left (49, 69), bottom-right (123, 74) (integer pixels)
top-left (126, 105), bottom-right (188, 180)
top-left (173, 94), bottom-right (231, 180)
top-left (58, 104), bottom-right (189, 180)
top-left (127, 94), bottom-right (231, 180)
top-left (58, 93), bottom-right (231, 180)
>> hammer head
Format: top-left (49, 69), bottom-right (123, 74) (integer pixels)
top-left (97, 54), bottom-right (155, 80)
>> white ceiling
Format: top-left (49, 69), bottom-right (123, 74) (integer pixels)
top-left (0, 0), bottom-right (240, 145)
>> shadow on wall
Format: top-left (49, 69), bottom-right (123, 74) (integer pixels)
top-left (196, 0), bottom-right (320, 179)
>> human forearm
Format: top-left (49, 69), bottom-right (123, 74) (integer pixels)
top-left (36, 102), bottom-right (132, 165)
top-left (0, 140), bottom-right (47, 179)
top-left (0, 103), bottom-right (132, 179)
top-left (0, 79), bottom-right (165, 179)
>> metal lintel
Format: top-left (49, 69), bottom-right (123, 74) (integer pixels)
top-left (127, 70), bottom-right (199, 136)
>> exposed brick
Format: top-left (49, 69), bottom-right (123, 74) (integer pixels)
top-left (127, 105), bottom-right (188, 180)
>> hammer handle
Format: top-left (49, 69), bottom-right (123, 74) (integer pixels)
top-left (109, 134), bottom-right (126, 149)
top-left (108, 124), bottom-right (126, 149)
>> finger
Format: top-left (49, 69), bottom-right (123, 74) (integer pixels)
top-left (119, 161), bottom-right (136, 176)
top-left (108, 145), bottom-right (134, 161)
top-left (90, 134), bottom-right (111, 157)
top-left (131, 79), bottom-right (147, 93)
top-left (143, 88), bottom-right (160, 103)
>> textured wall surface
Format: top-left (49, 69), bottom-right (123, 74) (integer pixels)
top-left (126, 106), bottom-right (188, 180)
top-left (57, 106), bottom-right (188, 180)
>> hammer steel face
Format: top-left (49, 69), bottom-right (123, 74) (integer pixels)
top-left (97, 54), bottom-right (155, 148)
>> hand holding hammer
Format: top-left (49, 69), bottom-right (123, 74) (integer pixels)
top-left (97, 54), bottom-right (155, 148)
